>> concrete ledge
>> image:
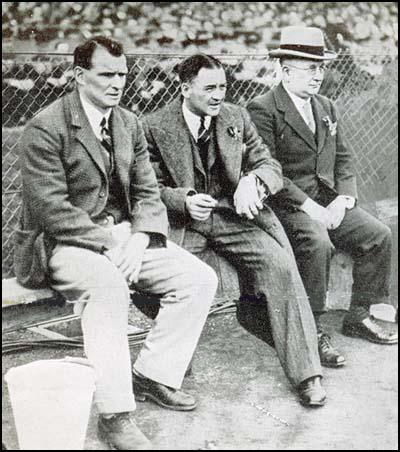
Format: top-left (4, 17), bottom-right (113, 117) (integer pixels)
top-left (2, 251), bottom-right (352, 309)
top-left (2, 278), bottom-right (57, 307)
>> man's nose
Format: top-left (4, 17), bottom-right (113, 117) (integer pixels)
top-left (111, 75), bottom-right (125, 89)
top-left (212, 88), bottom-right (225, 100)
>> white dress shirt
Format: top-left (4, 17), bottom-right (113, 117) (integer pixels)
top-left (182, 101), bottom-right (211, 141)
top-left (79, 94), bottom-right (112, 141)
top-left (282, 84), bottom-right (315, 131)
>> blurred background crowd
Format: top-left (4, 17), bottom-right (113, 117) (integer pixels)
top-left (2, 2), bottom-right (398, 55)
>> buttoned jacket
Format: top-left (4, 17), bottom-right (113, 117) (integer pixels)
top-left (247, 83), bottom-right (357, 209)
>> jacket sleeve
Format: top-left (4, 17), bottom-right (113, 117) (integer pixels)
top-left (240, 107), bottom-right (283, 195)
top-left (20, 116), bottom-right (116, 252)
top-left (247, 98), bottom-right (309, 206)
top-left (128, 117), bottom-right (169, 238)
top-left (329, 102), bottom-right (358, 199)
top-left (142, 118), bottom-right (194, 221)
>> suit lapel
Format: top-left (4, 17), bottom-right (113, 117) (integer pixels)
top-left (111, 108), bottom-right (133, 190)
top-left (68, 91), bottom-right (107, 176)
top-left (312, 96), bottom-right (329, 154)
top-left (274, 83), bottom-right (317, 151)
top-left (215, 105), bottom-right (243, 183)
top-left (151, 99), bottom-right (195, 187)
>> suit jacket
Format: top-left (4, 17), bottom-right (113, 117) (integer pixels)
top-left (247, 83), bottom-right (357, 209)
top-left (14, 89), bottom-right (168, 288)
top-left (142, 98), bottom-right (283, 246)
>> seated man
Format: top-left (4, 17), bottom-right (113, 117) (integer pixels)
top-left (247, 26), bottom-right (397, 364)
top-left (14, 37), bottom-right (218, 450)
top-left (143, 53), bottom-right (326, 407)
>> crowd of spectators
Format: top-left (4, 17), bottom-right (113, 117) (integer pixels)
top-left (2, 2), bottom-right (398, 55)
top-left (2, 2), bottom-right (398, 128)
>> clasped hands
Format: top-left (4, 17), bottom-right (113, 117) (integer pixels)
top-left (185, 174), bottom-right (266, 221)
top-left (301, 196), bottom-right (354, 229)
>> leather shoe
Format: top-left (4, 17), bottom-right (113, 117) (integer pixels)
top-left (98, 412), bottom-right (152, 450)
top-left (298, 376), bottom-right (326, 407)
top-left (318, 333), bottom-right (346, 368)
top-left (132, 372), bottom-right (197, 411)
top-left (342, 316), bottom-right (398, 345)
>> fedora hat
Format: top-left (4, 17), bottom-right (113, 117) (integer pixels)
top-left (269, 26), bottom-right (337, 60)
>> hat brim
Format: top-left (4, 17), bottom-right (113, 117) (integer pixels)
top-left (269, 49), bottom-right (337, 60)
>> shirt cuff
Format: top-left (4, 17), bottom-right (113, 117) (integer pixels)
top-left (337, 195), bottom-right (356, 209)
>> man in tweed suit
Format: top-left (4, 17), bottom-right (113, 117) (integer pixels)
top-left (143, 53), bottom-right (327, 407)
top-left (14, 37), bottom-right (218, 450)
top-left (247, 26), bottom-right (397, 366)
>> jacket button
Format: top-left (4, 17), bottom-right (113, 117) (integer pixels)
top-left (99, 191), bottom-right (105, 198)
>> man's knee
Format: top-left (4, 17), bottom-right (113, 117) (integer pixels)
top-left (300, 230), bottom-right (333, 259)
top-left (193, 261), bottom-right (219, 295)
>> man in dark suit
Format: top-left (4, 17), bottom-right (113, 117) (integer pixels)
top-left (14, 37), bottom-right (219, 450)
top-left (247, 26), bottom-right (397, 366)
top-left (143, 53), bottom-right (327, 407)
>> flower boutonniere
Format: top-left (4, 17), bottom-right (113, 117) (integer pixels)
top-left (322, 116), bottom-right (337, 136)
top-left (227, 126), bottom-right (241, 141)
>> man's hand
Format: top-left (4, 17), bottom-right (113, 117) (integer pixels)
top-left (326, 196), bottom-right (354, 229)
top-left (185, 194), bottom-right (218, 221)
top-left (104, 232), bottom-right (150, 284)
top-left (300, 198), bottom-right (334, 229)
top-left (234, 174), bottom-right (263, 220)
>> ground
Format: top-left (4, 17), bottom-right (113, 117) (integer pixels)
top-left (2, 304), bottom-right (398, 450)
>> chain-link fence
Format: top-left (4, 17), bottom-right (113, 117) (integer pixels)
top-left (2, 52), bottom-right (398, 278)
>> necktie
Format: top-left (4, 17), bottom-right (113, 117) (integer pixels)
top-left (197, 116), bottom-right (211, 170)
top-left (100, 117), bottom-right (114, 172)
top-left (302, 102), bottom-right (316, 134)
top-left (100, 117), bottom-right (113, 154)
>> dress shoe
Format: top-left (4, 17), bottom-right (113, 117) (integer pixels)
top-left (298, 376), bottom-right (326, 407)
top-left (98, 412), bottom-right (152, 450)
top-left (342, 316), bottom-right (398, 345)
top-left (318, 332), bottom-right (346, 368)
top-left (132, 372), bottom-right (197, 411)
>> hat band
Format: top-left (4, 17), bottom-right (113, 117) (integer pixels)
top-left (280, 44), bottom-right (324, 57)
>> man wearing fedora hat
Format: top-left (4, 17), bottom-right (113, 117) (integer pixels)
top-left (248, 26), bottom-right (397, 368)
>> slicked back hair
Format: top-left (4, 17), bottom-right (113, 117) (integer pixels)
top-left (74, 36), bottom-right (124, 69)
top-left (178, 53), bottom-right (224, 84)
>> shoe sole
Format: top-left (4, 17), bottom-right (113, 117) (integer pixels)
top-left (134, 391), bottom-right (197, 411)
top-left (342, 329), bottom-right (398, 345)
top-left (300, 398), bottom-right (326, 408)
top-left (321, 360), bottom-right (346, 368)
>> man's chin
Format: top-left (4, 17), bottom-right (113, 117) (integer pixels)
top-left (309, 85), bottom-right (321, 94)
top-left (208, 106), bottom-right (222, 116)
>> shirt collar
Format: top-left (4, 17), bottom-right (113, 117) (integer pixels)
top-left (282, 83), bottom-right (312, 111)
top-left (79, 93), bottom-right (112, 140)
top-left (182, 100), bottom-right (211, 141)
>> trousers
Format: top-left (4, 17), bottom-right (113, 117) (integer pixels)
top-left (48, 222), bottom-right (218, 414)
top-left (274, 205), bottom-right (392, 318)
top-left (181, 207), bottom-right (322, 387)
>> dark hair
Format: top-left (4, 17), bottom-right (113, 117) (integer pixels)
top-left (178, 53), bottom-right (223, 84)
top-left (73, 36), bottom-right (124, 69)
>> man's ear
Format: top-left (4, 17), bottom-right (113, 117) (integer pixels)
top-left (281, 65), bottom-right (290, 82)
top-left (74, 66), bottom-right (85, 86)
top-left (181, 82), bottom-right (191, 99)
